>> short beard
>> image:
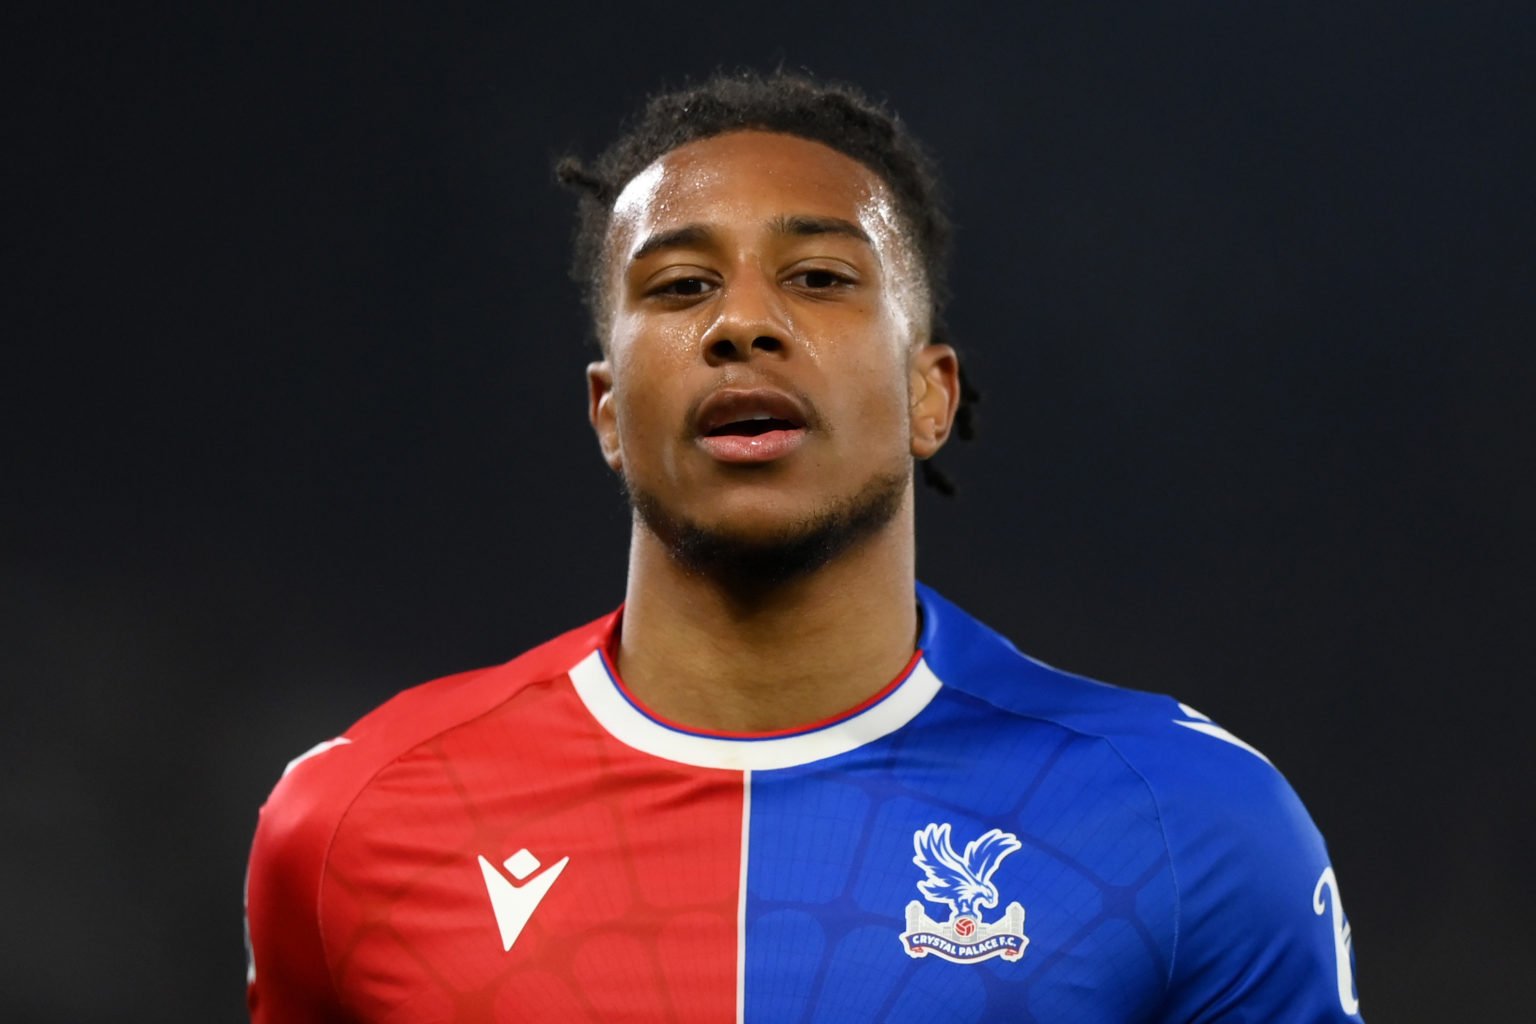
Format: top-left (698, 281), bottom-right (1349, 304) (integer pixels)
top-left (627, 468), bottom-right (910, 596)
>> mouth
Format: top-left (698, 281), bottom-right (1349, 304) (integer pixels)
top-left (704, 414), bottom-right (803, 438)
top-left (693, 389), bottom-right (811, 464)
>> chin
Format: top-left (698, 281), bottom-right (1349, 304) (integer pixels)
top-left (627, 469), bottom-right (910, 587)
top-left (685, 490), bottom-right (817, 538)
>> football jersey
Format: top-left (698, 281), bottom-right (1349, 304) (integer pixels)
top-left (245, 584), bottom-right (1363, 1022)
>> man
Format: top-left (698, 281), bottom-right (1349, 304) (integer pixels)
top-left (246, 72), bottom-right (1363, 1022)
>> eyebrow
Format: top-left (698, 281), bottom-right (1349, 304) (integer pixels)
top-left (770, 215), bottom-right (873, 246)
top-left (630, 224), bottom-right (713, 262)
top-left (630, 215), bottom-right (874, 263)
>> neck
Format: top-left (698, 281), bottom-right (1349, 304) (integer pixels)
top-left (615, 495), bottom-right (920, 734)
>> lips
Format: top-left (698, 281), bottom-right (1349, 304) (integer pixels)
top-left (693, 388), bottom-right (811, 464)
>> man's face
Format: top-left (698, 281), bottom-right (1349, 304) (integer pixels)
top-left (588, 130), bottom-right (957, 563)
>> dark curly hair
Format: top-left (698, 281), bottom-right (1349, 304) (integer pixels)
top-left (555, 69), bottom-right (977, 493)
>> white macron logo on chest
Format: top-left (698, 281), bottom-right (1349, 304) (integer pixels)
top-left (478, 847), bottom-right (569, 952)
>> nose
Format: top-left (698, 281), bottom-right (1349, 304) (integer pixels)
top-left (702, 271), bottom-right (792, 366)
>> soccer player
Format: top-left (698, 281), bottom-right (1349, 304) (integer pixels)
top-left (245, 72), bottom-right (1363, 1022)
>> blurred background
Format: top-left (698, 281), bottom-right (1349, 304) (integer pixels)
top-left (6, 3), bottom-right (1532, 1020)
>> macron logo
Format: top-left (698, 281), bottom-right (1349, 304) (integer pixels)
top-left (477, 847), bottom-right (569, 953)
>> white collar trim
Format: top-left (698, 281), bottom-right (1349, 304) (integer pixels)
top-left (566, 648), bottom-right (943, 771)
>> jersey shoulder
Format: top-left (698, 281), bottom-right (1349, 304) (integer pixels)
top-left (918, 582), bottom-right (1259, 771)
top-left (917, 582), bottom-right (1314, 846)
top-left (917, 583), bottom-right (1360, 1020)
top-left (264, 608), bottom-right (615, 823)
top-left (244, 609), bottom-right (615, 1021)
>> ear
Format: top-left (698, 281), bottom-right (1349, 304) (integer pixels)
top-left (586, 360), bottom-right (623, 471)
top-left (908, 343), bottom-right (960, 460)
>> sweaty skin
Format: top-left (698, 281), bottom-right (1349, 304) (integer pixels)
top-left (586, 131), bottom-right (959, 734)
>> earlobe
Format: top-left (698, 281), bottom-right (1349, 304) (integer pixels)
top-left (586, 360), bottom-right (623, 471)
top-left (909, 344), bottom-right (960, 460)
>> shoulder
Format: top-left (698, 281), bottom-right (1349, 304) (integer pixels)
top-left (917, 584), bottom-right (1361, 1020)
top-left (259, 609), bottom-right (614, 839)
top-left (918, 583), bottom-right (1269, 779)
top-left (243, 610), bottom-right (616, 1019)
top-left (918, 583), bottom-right (1316, 865)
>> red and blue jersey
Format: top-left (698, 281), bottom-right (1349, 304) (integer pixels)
top-left (246, 584), bottom-right (1362, 1022)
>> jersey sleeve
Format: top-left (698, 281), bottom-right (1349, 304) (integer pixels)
top-left (244, 740), bottom-right (353, 1023)
top-left (1146, 713), bottom-right (1363, 1022)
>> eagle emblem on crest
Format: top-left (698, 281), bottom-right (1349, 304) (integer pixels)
top-left (900, 822), bottom-right (1029, 963)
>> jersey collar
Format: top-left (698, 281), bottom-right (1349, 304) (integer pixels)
top-left (566, 607), bottom-right (943, 771)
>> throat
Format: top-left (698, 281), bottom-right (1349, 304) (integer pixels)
top-left (613, 526), bottom-right (922, 734)
top-left (616, 629), bottom-right (917, 735)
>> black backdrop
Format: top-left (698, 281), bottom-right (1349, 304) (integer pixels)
top-left (7, 4), bottom-right (1532, 1021)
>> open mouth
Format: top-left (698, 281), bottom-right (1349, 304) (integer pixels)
top-left (694, 389), bottom-right (812, 464)
top-left (705, 415), bottom-right (801, 438)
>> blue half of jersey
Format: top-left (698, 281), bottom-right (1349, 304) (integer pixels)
top-left (741, 583), bottom-right (1363, 1023)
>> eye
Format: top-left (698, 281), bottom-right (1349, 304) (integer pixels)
top-left (648, 276), bottom-right (717, 299)
top-left (787, 267), bottom-right (855, 291)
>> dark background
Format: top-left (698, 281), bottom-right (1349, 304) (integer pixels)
top-left (6, 3), bottom-right (1532, 1021)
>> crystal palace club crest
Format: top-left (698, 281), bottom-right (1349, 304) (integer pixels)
top-left (900, 822), bottom-right (1029, 964)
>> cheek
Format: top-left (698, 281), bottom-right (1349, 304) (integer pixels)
top-left (867, 374), bottom-right (916, 438)
top-left (609, 311), bottom-right (699, 377)
top-left (612, 373), bottom-right (668, 453)
top-left (837, 330), bottom-right (916, 432)
top-left (608, 324), bottom-right (698, 456)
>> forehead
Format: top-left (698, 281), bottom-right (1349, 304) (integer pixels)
top-left (606, 131), bottom-right (906, 259)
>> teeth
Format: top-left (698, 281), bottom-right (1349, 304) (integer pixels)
top-left (749, 413), bottom-right (771, 420)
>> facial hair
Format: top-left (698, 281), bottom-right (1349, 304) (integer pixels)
top-left (626, 467), bottom-right (910, 592)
